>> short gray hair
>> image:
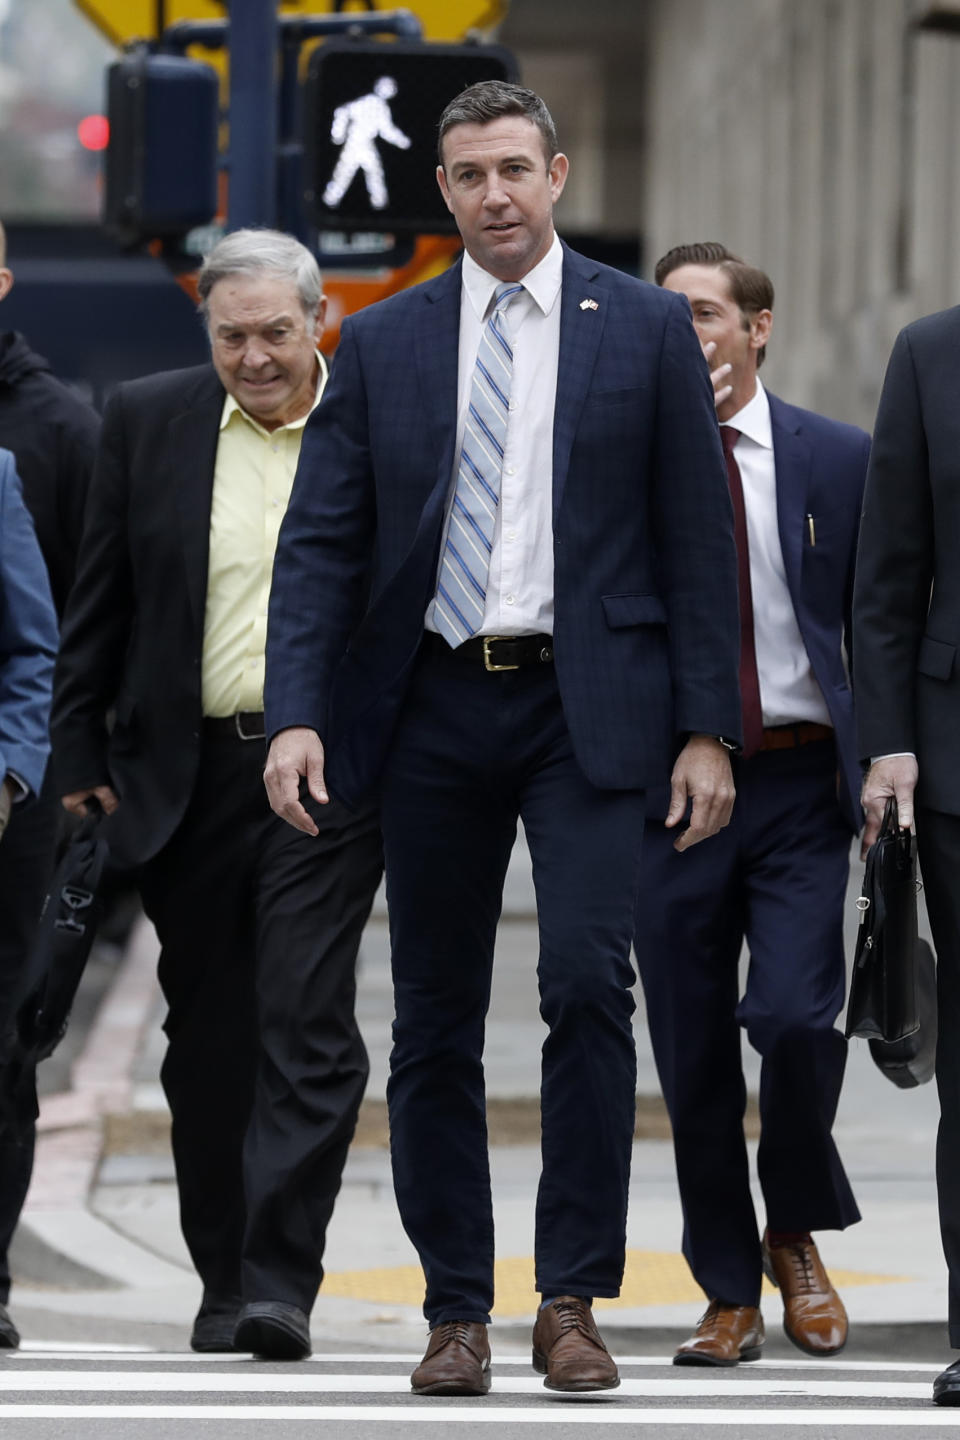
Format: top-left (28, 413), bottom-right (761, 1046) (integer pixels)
top-left (438, 82), bottom-right (558, 165)
top-left (197, 228), bottom-right (324, 325)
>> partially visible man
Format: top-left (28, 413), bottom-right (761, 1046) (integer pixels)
top-left (265, 84), bottom-right (741, 1396)
top-left (853, 304), bottom-right (960, 1407)
top-left (635, 243), bottom-right (869, 1367)
top-left (0, 221), bottom-right (98, 1350)
top-left (52, 229), bottom-right (383, 1361)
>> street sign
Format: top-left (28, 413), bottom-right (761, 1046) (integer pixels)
top-left (304, 40), bottom-right (518, 233)
top-left (75, 0), bottom-right (507, 48)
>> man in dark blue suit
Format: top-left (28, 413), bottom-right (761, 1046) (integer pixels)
top-left (264, 85), bottom-right (741, 1395)
top-left (635, 243), bottom-right (869, 1368)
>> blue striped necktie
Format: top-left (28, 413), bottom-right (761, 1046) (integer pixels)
top-left (434, 280), bottom-right (525, 646)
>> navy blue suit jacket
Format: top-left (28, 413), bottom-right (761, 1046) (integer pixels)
top-left (766, 392), bottom-right (870, 834)
top-left (265, 245), bottom-right (742, 807)
top-left (0, 449), bottom-right (57, 798)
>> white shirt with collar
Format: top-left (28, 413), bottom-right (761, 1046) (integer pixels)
top-left (725, 379), bottom-right (831, 728)
top-left (425, 233), bottom-right (563, 638)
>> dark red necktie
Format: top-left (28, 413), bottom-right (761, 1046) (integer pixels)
top-left (721, 425), bottom-right (764, 758)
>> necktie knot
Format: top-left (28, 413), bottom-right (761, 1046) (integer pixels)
top-left (493, 281), bottom-right (524, 315)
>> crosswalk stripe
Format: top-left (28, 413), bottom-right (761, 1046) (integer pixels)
top-left (0, 1404), bottom-right (952, 1424)
top-left (0, 1372), bottom-right (937, 1399)
top-left (8, 1349), bottom-right (948, 1373)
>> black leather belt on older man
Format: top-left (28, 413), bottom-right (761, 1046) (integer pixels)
top-left (202, 711), bottom-right (266, 741)
top-left (423, 632), bottom-right (554, 671)
top-left (758, 721), bottom-right (833, 751)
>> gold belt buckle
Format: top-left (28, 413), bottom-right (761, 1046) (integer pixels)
top-left (483, 637), bottom-right (519, 672)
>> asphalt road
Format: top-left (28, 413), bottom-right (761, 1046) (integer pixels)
top-left (0, 1346), bottom-right (956, 1437)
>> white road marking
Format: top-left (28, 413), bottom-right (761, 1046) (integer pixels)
top-left (0, 1371), bottom-right (940, 1399)
top-left (7, 1350), bottom-right (950, 1373)
top-left (0, 1404), bottom-right (953, 1424)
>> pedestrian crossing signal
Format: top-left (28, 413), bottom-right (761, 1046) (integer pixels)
top-left (304, 41), bottom-right (519, 234)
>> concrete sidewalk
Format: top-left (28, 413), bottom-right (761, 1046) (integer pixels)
top-left (7, 834), bottom-right (950, 1360)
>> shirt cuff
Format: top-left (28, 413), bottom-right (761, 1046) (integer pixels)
top-left (870, 753), bottom-right (917, 764)
top-left (5, 771), bottom-right (30, 804)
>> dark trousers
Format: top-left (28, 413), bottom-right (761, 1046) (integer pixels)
top-left (0, 785), bottom-right (61, 1303)
top-left (379, 649), bottom-right (646, 1326)
top-left (915, 807), bottom-right (960, 1347)
top-left (138, 732), bottom-right (382, 1312)
top-left (635, 739), bottom-right (860, 1307)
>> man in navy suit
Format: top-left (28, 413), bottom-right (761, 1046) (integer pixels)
top-left (264, 85), bottom-right (741, 1395)
top-left (635, 243), bottom-right (869, 1368)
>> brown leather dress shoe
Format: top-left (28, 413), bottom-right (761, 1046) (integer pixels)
top-left (531, 1297), bottom-right (620, 1391)
top-left (410, 1321), bottom-right (491, 1395)
top-left (762, 1230), bottom-right (848, 1356)
top-left (674, 1299), bottom-right (765, 1366)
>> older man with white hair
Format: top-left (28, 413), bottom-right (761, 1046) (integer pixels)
top-left (52, 229), bottom-right (383, 1360)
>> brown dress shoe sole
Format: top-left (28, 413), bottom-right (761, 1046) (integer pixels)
top-left (411, 1371), bottom-right (491, 1397)
top-left (532, 1348), bottom-right (621, 1391)
top-left (673, 1344), bottom-right (763, 1368)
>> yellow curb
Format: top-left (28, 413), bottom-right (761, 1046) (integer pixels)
top-left (322, 1250), bottom-right (911, 1317)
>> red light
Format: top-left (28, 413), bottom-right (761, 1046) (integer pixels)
top-left (78, 114), bottom-right (110, 151)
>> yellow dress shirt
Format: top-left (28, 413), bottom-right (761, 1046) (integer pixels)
top-left (201, 354), bottom-right (328, 718)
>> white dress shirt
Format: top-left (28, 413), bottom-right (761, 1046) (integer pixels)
top-left (425, 234), bottom-right (562, 637)
top-left (725, 381), bottom-right (831, 728)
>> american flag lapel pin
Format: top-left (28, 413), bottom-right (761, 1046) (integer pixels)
top-left (579, 297), bottom-right (599, 311)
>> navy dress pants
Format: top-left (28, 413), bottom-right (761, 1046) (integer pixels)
top-left (379, 647), bottom-right (646, 1326)
top-left (635, 739), bottom-right (860, 1307)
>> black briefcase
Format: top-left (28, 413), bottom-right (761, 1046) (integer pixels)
top-left (868, 938), bottom-right (936, 1087)
top-left (845, 796), bottom-right (921, 1044)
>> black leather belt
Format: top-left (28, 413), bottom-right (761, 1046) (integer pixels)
top-left (423, 632), bottom-right (554, 671)
top-left (203, 711), bottom-right (266, 741)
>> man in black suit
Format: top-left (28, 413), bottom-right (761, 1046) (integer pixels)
top-left (854, 304), bottom-right (960, 1406)
top-left (0, 219), bottom-right (99, 1350)
top-left (52, 229), bottom-right (382, 1361)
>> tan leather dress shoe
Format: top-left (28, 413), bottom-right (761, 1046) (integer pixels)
top-left (762, 1230), bottom-right (848, 1356)
top-left (410, 1321), bottom-right (491, 1395)
top-left (531, 1297), bottom-right (620, 1391)
top-left (674, 1299), bottom-right (765, 1366)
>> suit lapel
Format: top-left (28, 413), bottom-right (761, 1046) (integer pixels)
top-left (770, 393), bottom-right (813, 610)
top-left (169, 370), bottom-right (224, 634)
top-left (414, 260), bottom-right (462, 489)
top-left (553, 246), bottom-right (606, 519)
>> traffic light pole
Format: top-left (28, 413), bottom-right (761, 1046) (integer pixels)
top-left (227, 0), bottom-right (279, 230)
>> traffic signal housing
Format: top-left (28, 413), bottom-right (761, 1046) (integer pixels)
top-left (104, 50), bottom-right (219, 247)
top-left (304, 40), bottom-right (519, 233)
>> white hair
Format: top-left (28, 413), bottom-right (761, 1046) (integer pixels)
top-left (197, 228), bottom-right (323, 325)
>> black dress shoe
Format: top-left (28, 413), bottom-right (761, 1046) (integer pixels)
top-left (234, 1301), bottom-right (311, 1361)
top-left (934, 1358), bottom-right (960, 1405)
top-left (190, 1293), bottom-right (241, 1353)
top-left (0, 1302), bottom-right (20, 1350)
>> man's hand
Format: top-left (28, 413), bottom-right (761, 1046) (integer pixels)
top-left (703, 340), bottom-right (733, 411)
top-left (264, 726), bottom-right (328, 836)
top-left (61, 785), bottom-right (119, 819)
top-left (861, 754), bottom-right (918, 857)
top-left (666, 735), bottom-right (736, 851)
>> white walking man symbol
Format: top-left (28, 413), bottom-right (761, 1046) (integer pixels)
top-left (322, 76), bottom-right (412, 212)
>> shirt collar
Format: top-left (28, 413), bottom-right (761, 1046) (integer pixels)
top-left (220, 351), bottom-right (329, 435)
top-left (461, 232), bottom-right (563, 322)
top-left (724, 377), bottom-right (772, 449)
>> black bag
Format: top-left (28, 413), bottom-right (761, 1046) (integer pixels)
top-left (0, 805), bottom-right (108, 1131)
top-left (845, 796), bottom-right (921, 1044)
top-left (868, 938), bottom-right (937, 1087)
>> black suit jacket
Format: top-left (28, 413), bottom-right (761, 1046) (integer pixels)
top-left (854, 305), bottom-right (960, 814)
top-left (52, 364), bottom-right (225, 868)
